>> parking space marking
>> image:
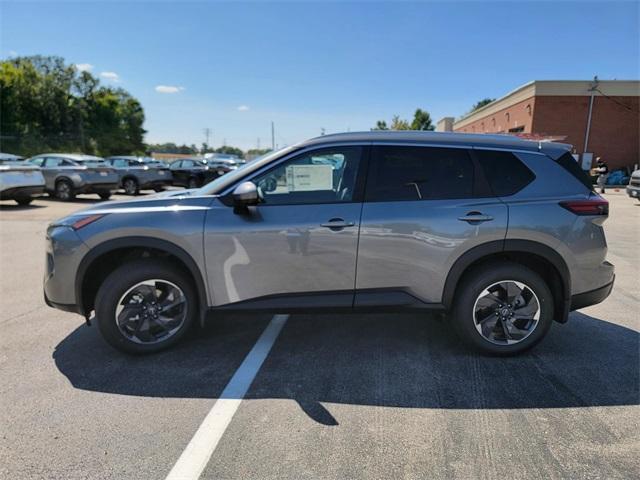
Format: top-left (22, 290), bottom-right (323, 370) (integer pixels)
top-left (165, 314), bottom-right (289, 480)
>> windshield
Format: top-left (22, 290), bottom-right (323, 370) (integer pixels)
top-left (196, 146), bottom-right (295, 195)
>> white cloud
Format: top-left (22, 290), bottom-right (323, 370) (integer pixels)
top-left (100, 71), bottom-right (120, 82)
top-left (75, 63), bottom-right (93, 72)
top-left (155, 85), bottom-right (185, 94)
top-left (237, 105), bottom-right (250, 111)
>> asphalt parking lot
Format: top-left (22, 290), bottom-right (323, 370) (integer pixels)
top-left (0, 191), bottom-right (638, 480)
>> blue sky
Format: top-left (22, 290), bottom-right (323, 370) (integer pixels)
top-left (2, 1), bottom-right (639, 150)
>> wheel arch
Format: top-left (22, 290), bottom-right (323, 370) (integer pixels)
top-left (443, 240), bottom-right (571, 323)
top-left (76, 237), bottom-right (208, 325)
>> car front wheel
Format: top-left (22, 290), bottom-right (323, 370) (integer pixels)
top-left (123, 178), bottom-right (139, 195)
top-left (451, 262), bottom-right (554, 356)
top-left (94, 259), bottom-right (197, 354)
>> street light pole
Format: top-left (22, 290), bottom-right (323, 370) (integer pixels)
top-left (583, 76), bottom-right (599, 153)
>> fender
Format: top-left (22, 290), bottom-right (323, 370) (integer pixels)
top-left (442, 239), bottom-right (571, 322)
top-left (75, 236), bottom-right (208, 325)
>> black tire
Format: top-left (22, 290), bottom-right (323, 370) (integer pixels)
top-left (55, 179), bottom-right (75, 201)
top-left (123, 177), bottom-right (139, 195)
top-left (451, 262), bottom-right (554, 356)
top-left (98, 191), bottom-right (112, 200)
top-left (188, 177), bottom-right (199, 189)
top-left (94, 259), bottom-right (198, 354)
top-left (15, 197), bottom-right (33, 206)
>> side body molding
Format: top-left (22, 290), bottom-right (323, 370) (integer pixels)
top-left (75, 236), bottom-right (209, 324)
top-left (442, 239), bottom-right (571, 322)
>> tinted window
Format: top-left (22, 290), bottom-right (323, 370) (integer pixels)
top-left (366, 146), bottom-right (474, 201)
top-left (29, 157), bottom-right (45, 167)
top-left (251, 147), bottom-right (362, 205)
top-left (475, 150), bottom-right (535, 197)
top-left (555, 152), bottom-right (594, 192)
top-left (182, 160), bottom-right (194, 168)
top-left (170, 161), bottom-right (182, 170)
top-left (113, 159), bottom-right (129, 168)
top-left (45, 157), bottom-right (72, 167)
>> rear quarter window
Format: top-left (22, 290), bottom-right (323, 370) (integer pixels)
top-left (475, 149), bottom-right (535, 197)
top-left (555, 152), bottom-right (594, 192)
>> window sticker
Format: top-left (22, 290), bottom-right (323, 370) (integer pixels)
top-left (286, 164), bottom-right (333, 191)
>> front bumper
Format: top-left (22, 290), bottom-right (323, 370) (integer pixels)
top-left (0, 185), bottom-right (44, 200)
top-left (570, 275), bottom-right (615, 311)
top-left (626, 185), bottom-right (640, 198)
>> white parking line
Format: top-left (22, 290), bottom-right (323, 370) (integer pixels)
top-left (165, 314), bottom-right (289, 480)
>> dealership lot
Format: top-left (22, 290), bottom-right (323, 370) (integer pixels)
top-left (0, 192), bottom-right (638, 479)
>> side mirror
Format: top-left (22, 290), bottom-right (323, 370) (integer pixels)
top-left (232, 181), bottom-right (259, 209)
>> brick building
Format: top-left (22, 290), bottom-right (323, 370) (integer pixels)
top-left (437, 80), bottom-right (640, 171)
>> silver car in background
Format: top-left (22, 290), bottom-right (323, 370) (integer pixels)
top-left (105, 156), bottom-right (172, 195)
top-left (28, 154), bottom-right (119, 201)
top-left (626, 169), bottom-right (640, 199)
top-left (0, 158), bottom-right (45, 205)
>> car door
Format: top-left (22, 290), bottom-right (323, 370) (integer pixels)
top-left (355, 144), bottom-right (508, 306)
top-left (41, 157), bottom-right (66, 190)
top-left (203, 145), bottom-right (366, 307)
top-left (169, 161), bottom-right (184, 186)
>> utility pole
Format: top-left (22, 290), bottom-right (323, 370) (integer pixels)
top-left (271, 121), bottom-right (275, 150)
top-left (203, 128), bottom-right (212, 149)
top-left (584, 75), bottom-right (599, 153)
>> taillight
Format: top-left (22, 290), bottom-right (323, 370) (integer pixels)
top-left (559, 197), bottom-right (609, 216)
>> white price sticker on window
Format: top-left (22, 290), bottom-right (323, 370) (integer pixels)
top-left (285, 164), bottom-right (333, 191)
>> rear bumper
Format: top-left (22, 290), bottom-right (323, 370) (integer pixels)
top-left (570, 276), bottom-right (615, 311)
top-left (626, 185), bottom-right (640, 198)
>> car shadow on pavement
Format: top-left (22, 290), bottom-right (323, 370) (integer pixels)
top-left (0, 202), bottom-right (46, 210)
top-left (53, 311), bottom-right (639, 425)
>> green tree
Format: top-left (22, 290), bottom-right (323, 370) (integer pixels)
top-left (469, 98), bottom-right (495, 113)
top-left (372, 108), bottom-right (435, 131)
top-left (410, 108), bottom-right (435, 131)
top-left (215, 145), bottom-right (244, 158)
top-left (0, 55), bottom-right (146, 156)
top-left (372, 120), bottom-right (388, 130)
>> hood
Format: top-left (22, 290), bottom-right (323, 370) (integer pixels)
top-left (50, 190), bottom-right (216, 227)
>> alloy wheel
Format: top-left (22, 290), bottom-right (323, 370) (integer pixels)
top-left (472, 280), bottom-right (541, 345)
top-left (115, 279), bottom-right (188, 344)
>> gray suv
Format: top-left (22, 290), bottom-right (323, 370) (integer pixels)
top-left (28, 154), bottom-right (119, 201)
top-left (105, 156), bottom-right (172, 195)
top-left (43, 132), bottom-right (614, 355)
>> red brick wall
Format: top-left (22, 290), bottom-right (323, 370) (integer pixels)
top-left (533, 95), bottom-right (639, 170)
top-left (455, 97), bottom-right (536, 134)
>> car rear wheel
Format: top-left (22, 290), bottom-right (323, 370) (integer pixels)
top-left (123, 178), bottom-right (139, 195)
top-left (15, 196), bottom-right (33, 206)
top-left (451, 262), bottom-right (554, 356)
top-left (98, 191), bottom-right (112, 200)
top-left (94, 259), bottom-right (197, 354)
top-left (55, 180), bottom-right (75, 201)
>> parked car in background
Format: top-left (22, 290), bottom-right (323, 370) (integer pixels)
top-left (626, 169), bottom-right (640, 199)
top-left (105, 156), bottom-right (172, 195)
top-left (0, 159), bottom-right (45, 205)
top-left (43, 131), bottom-right (614, 355)
top-left (27, 154), bottom-right (118, 201)
top-left (0, 152), bottom-right (25, 162)
top-left (169, 158), bottom-right (218, 188)
top-left (202, 153), bottom-right (244, 176)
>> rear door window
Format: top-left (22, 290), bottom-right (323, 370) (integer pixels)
top-left (475, 150), bottom-right (535, 196)
top-left (366, 146), bottom-right (474, 201)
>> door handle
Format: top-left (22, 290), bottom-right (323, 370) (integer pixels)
top-left (320, 218), bottom-right (355, 229)
top-left (458, 212), bottom-right (494, 223)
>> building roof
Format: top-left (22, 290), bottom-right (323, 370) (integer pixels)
top-left (299, 130), bottom-right (572, 159)
top-left (454, 79), bottom-right (640, 129)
